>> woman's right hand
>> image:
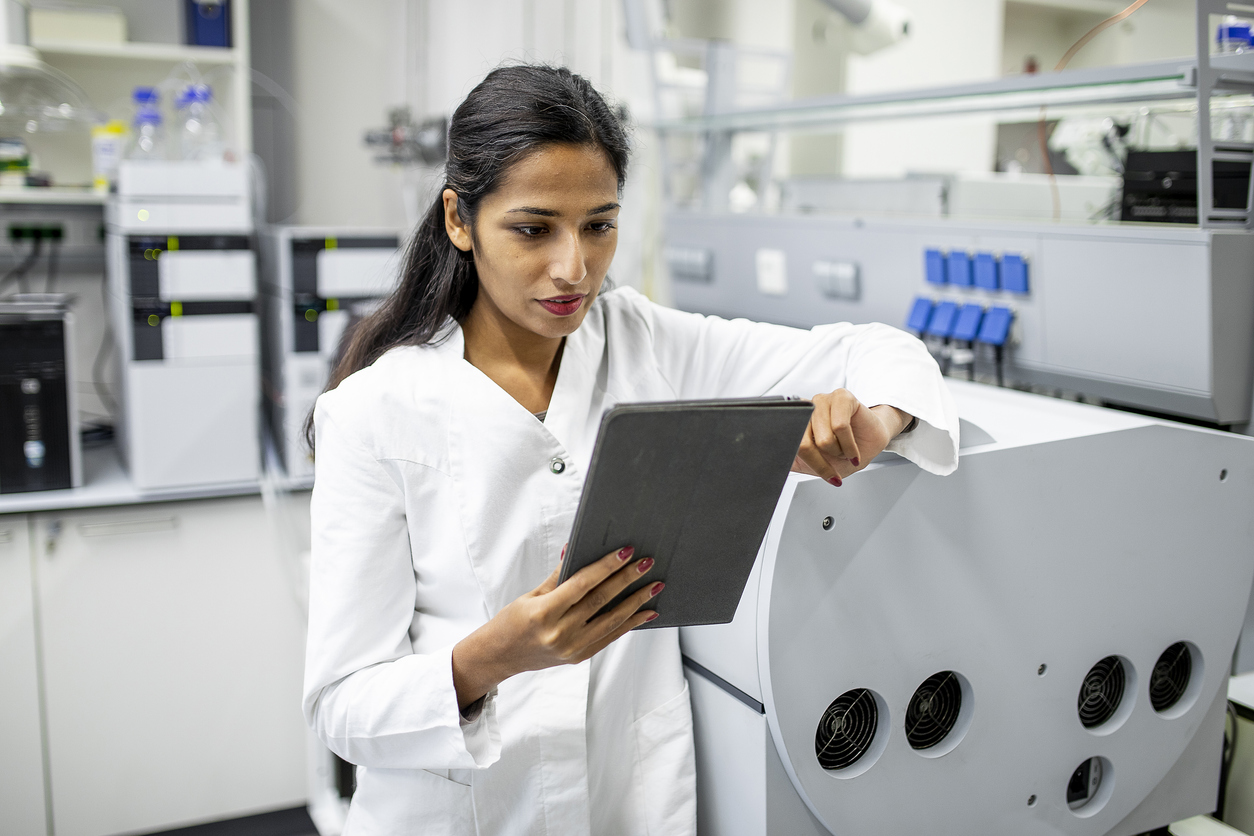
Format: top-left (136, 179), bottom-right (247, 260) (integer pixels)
top-left (451, 545), bottom-right (662, 710)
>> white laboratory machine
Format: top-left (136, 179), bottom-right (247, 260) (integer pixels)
top-left (680, 381), bottom-right (1254, 835)
top-left (260, 227), bottom-right (402, 484)
top-left (106, 160), bottom-right (259, 491)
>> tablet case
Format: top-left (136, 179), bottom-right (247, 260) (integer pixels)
top-left (558, 398), bottom-right (814, 629)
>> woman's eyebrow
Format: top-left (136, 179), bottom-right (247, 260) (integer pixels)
top-left (504, 202), bottom-right (620, 217)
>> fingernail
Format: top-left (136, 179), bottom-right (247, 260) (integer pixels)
top-left (637, 557), bottom-right (654, 573)
top-left (851, 457), bottom-right (860, 467)
top-left (560, 543), bottom-right (567, 559)
top-left (828, 476), bottom-right (842, 487)
top-left (645, 611), bottom-right (660, 622)
top-left (618, 546), bottom-right (634, 561)
top-left (650, 582), bottom-right (665, 597)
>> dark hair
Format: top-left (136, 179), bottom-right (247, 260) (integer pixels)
top-left (305, 64), bottom-right (630, 451)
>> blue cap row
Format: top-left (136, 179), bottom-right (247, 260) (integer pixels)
top-left (925, 248), bottom-right (1028, 294)
top-left (907, 297), bottom-right (1013, 346)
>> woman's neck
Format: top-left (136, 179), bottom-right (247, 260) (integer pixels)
top-left (462, 299), bottom-right (564, 414)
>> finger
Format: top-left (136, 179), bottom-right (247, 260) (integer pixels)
top-left (567, 557), bottom-right (655, 624)
top-left (546, 545), bottom-right (637, 611)
top-left (832, 403), bottom-right (861, 469)
top-left (574, 608), bottom-right (660, 662)
top-left (583, 579), bottom-right (664, 646)
top-left (796, 424), bottom-right (842, 485)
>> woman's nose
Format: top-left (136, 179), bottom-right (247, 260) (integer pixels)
top-left (551, 232), bottom-right (587, 286)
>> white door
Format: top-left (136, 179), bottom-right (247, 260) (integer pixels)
top-left (0, 514), bottom-right (48, 836)
top-left (33, 496), bottom-right (308, 836)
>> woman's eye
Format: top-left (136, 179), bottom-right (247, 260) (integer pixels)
top-left (589, 221), bottom-right (616, 233)
top-left (515, 226), bottom-right (547, 236)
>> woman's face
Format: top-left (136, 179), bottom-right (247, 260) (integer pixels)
top-left (444, 142), bottom-right (620, 341)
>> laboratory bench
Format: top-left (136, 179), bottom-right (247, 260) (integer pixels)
top-left (0, 442), bottom-right (312, 836)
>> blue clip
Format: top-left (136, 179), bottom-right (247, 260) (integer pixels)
top-left (926, 301), bottom-right (959, 338)
top-left (973, 252), bottom-right (998, 290)
top-left (925, 249), bottom-right (946, 285)
top-left (946, 251), bottom-right (972, 287)
top-left (1001, 254), bottom-right (1029, 294)
top-left (977, 306), bottom-right (1013, 346)
top-left (951, 305), bottom-right (984, 342)
top-left (906, 297), bottom-right (934, 333)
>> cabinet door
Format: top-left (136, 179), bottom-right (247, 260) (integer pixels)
top-left (34, 496), bottom-right (307, 836)
top-left (0, 514), bottom-right (48, 836)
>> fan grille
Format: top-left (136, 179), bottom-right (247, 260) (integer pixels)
top-left (815, 688), bottom-right (878, 770)
top-left (1077, 656), bottom-right (1126, 728)
top-left (1150, 643), bottom-right (1192, 713)
top-left (905, 671), bottom-right (963, 750)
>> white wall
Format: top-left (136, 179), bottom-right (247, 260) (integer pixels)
top-left (842, 0), bottom-right (1006, 177)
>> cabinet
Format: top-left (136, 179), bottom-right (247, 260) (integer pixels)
top-left (0, 517), bottom-right (47, 836)
top-left (0, 489), bottom-right (310, 836)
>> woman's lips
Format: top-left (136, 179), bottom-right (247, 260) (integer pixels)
top-left (538, 295), bottom-right (585, 316)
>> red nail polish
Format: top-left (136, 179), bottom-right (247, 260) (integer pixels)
top-left (828, 476), bottom-right (842, 487)
top-left (618, 546), bottom-right (634, 561)
top-left (851, 457), bottom-right (860, 467)
top-left (645, 611), bottom-right (660, 622)
top-left (637, 557), bottom-right (654, 573)
top-left (560, 543), bottom-right (567, 559)
top-left (650, 582), bottom-right (665, 597)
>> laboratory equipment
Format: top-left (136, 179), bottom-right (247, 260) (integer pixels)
top-left (174, 84), bottom-right (223, 162)
top-left (128, 87), bottom-right (166, 161)
top-left (1121, 150), bottom-right (1251, 223)
top-left (106, 160), bottom-right (258, 491)
top-left (816, 0), bottom-right (910, 55)
top-left (668, 212), bottom-right (1254, 424)
top-left (680, 380), bottom-right (1254, 835)
top-left (260, 227), bottom-right (401, 484)
top-left (0, 294), bottom-right (80, 493)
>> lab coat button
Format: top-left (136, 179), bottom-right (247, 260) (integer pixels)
top-left (550, 457), bottom-right (566, 474)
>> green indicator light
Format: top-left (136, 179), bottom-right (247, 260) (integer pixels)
top-left (304, 309), bottom-right (318, 322)
top-left (147, 314), bottom-right (159, 326)
top-left (326, 298), bottom-right (339, 311)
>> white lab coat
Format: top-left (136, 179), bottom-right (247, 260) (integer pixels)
top-left (303, 286), bottom-right (959, 836)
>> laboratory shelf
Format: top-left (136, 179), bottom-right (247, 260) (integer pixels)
top-left (32, 40), bottom-right (238, 65)
top-left (649, 57), bottom-right (1240, 133)
top-left (0, 187), bottom-right (105, 205)
top-left (0, 444), bottom-right (310, 516)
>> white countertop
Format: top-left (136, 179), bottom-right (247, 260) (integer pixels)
top-left (0, 444), bottom-right (310, 516)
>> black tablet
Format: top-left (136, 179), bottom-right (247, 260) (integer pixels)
top-left (558, 397), bottom-right (814, 629)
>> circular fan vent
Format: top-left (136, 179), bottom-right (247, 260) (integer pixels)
top-left (1150, 642), bottom-right (1193, 713)
top-left (1077, 656), bottom-right (1126, 728)
top-left (905, 671), bottom-right (963, 750)
top-left (815, 688), bottom-right (878, 770)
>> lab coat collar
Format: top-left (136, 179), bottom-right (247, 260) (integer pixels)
top-left (428, 315), bottom-right (606, 466)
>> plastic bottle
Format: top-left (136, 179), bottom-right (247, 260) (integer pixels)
top-left (127, 87), bottom-right (165, 160)
top-left (1217, 15), bottom-right (1251, 54)
top-left (174, 84), bottom-right (223, 161)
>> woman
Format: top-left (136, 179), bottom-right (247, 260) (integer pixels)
top-left (303, 65), bottom-right (958, 835)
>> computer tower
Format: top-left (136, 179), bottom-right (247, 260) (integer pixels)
top-left (0, 294), bottom-right (81, 493)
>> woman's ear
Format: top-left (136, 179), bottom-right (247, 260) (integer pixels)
top-left (443, 189), bottom-right (473, 253)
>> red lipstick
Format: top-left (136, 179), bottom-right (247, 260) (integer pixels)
top-left (538, 294), bottom-right (585, 316)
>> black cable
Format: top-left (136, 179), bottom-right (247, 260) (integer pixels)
top-left (968, 341), bottom-right (976, 381)
top-left (92, 315), bottom-right (117, 419)
top-left (0, 236), bottom-right (42, 295)
top-left (44, 237), bottom-right (59, 293)
top-left (995, 345), bottom-right (1005, 387)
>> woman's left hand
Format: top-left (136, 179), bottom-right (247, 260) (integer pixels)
top-left (792, 390), bottom-right (912, 486)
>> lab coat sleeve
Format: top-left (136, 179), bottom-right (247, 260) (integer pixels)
top-left (638, 294), bottom-right (958, 475)
top-left (302, 400), bottom-right (502, 770)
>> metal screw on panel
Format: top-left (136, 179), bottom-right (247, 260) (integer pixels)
top-left (1027, 795), bottom-right (1037, 807)
top-left (821, 516), bottom-right (833, 530)
top-left (1038, 664), bottom-right (1047, 676)
top-left (1221, 469), bottom-right (1229, 482)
